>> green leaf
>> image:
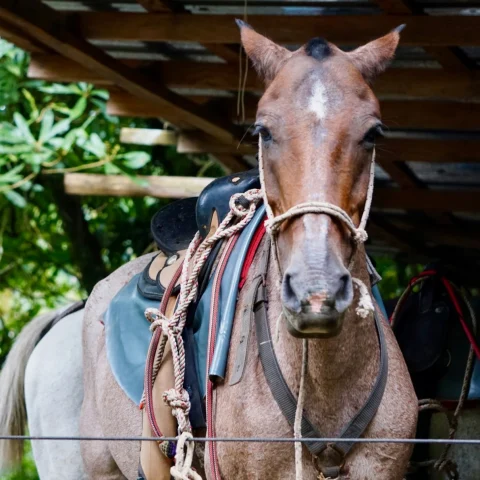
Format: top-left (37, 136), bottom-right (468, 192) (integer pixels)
top-left (0, 144), bottom-right (33, 155)
top-left (13, 113), bottom-right (35, 144)
top-left (103, 163), bottom-right (122, 175)
top-left (44, 118), bottom-right (70, 141)
top-left (22, 89), bottom-right (38, 120)
top-left (38, 84), bottom-right (80, 95)
top-left (4, 190), bottom-right (26, 208)
top-left (0, 128), bottom-right (25, 144)
top-left (69, 97), bottom-right (87, 120)
top-left (79, 133), bottom-right (106, 158)
top-left (0, 164), bottom-right (24, 184)
top-left (92, 89), bottom-right (109, 100)
top-left (22, 151), bottom-right (54, 166)
top-left (119, 151), bottom-right (151, 170)
top-left (39, 109), bottom-right (54, 142)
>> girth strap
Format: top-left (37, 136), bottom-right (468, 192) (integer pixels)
top-left (253, 241), bottom-right (388, 476)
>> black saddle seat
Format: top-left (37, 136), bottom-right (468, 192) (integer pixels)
top-left (150, 168), bottom-right (260, 254)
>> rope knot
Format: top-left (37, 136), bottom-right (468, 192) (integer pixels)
top-left (229, 189), bottom-right (262, 217)
top-left (353, 229), bottom-right (368, 244)
top-left (163, 388), bottom-right (191, 416)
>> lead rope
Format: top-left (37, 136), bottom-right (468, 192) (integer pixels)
top-left (144, 189), bottom-right (263, 480)
top-left (258, 137), bottom-right (376, 478)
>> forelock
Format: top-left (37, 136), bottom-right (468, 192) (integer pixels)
top-left (305, 38), bottom-right (331, 61)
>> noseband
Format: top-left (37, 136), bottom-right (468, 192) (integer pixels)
top-left (258, 137), bottom-right (376, 317)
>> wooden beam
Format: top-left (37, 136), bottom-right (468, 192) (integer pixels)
top-left (180, 133), bottom-right (480, 164)
top-left (0, 0), bottom-right (238, 144)
top-left (212, 154), bottom-right (246, 173)
top-left (135, 0), bottom-right (238, 63)
top-left (0, 18), bottom-right (46, 53)
top-left (107, 92), bottom-right (480, 132)
top-left (379, 138), bottom-right (480, 163)
top-left (76, 13), bottom-right (480, 47)
top-left (120, 128), bottom-right (177, 146)
top-left (64, 173), bottom-right (214, 198)
top-left (377, 160), bottom-right (423, 189)
top-left (64, 172), bottom-right (480, 212)
top-left (381, 101), bottom-right (480, 131)
top-left (28, 54), bottom-right (480, 103)
top-left (178, 132), bottom-right (256, 156)
top-left (374, 0), bottom-right (471, 72)
top-left (374, 189), bottom-right (480, 212)
top-left (136, 0), bottom-right (175, 13)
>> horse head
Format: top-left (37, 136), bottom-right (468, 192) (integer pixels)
top-left (238, 21), bottom-right (403, 338)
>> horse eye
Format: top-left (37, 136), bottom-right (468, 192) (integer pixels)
top-left (362, 125), bottom-right (384, 150)
top-left (252, 124), bottom-right (272, 142)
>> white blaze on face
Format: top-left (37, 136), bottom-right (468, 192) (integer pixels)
top-left (308, 81), bottom-right (328, 121)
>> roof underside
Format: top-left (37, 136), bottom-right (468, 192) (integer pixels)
top-left (1, 0), bottom-right (480, 275)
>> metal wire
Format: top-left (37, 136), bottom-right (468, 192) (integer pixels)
top-left (1, 435), bottom-right (480, 445)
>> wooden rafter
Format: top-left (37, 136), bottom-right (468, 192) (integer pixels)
top-left (176, 132), bottom-right (480, 167)
top-left (135, 0), bottom-right (239, 64)
top-left (0, 0), bottom-right (240, 145)
top-left (374, 0), bottom-right (472, 72)
top-left (0, 18), bottom-right (46, 53)
top-left (63, 172), bottom-right (480, 212)
top-left (75, 13), bottom-right (480, 46)
top-left (28, 54), bottom-right (480, 103)
top-left (106, 91), bottom-right (480, 132)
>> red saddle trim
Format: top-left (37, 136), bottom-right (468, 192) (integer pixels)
top-left (239, 216), bottom-right (267, 290)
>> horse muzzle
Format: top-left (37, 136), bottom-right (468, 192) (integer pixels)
top-left (283, 304), bottom-right (345, 338)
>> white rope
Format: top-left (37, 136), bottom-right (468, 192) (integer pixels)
top-left (171, 432), bottom-right (203, 480)
top-left (145, 188), bottom-right (263, 480)
top-left (294, 339), bottom-right (308, 480)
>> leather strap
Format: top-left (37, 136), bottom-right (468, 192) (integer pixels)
top-left (229, 276), bottom-right (262, 386)
top-left (254, 241), bottom-right (388, 476)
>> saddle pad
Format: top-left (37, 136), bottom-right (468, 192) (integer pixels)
top-left (104, 271), bottom-right (158, 405)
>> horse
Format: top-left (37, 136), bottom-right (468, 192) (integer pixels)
top-left (0, 23), bottom-right (420, 479)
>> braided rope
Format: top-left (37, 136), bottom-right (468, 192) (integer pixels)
top-left (144, 188), bottom-right (263, 480)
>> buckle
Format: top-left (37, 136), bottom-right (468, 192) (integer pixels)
top-left (314, 443), bottom-right (345, 479)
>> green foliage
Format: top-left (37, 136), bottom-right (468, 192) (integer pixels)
top-left (1, 442), bottom-right (39, 480)
top-left (0, 38), bottom-right (221, 360)
top-left (374, 256), bottom-right (423, 300)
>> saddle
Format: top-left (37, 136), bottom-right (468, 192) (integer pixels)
top-left (105, 168), bottom-right (261, 406)
top-left (392, 264), bottom-right (480, 401)
top-left (392, 264), bottom-right (480, 479)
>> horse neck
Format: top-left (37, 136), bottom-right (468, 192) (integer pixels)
top-left (265, 245), bottom-right (379, 432)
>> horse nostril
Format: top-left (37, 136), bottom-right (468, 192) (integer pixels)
top-left (282, 273), bottom-right (301, 313)
top-left (335, 273), bottom-right (353, 313)
top-left (339, 274), bottom-right (349, 297)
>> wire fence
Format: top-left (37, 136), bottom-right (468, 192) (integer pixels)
top-left (1, 435), bottom-right (480, 445)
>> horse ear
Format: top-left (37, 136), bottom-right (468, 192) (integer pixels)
top-left (347, 25), bottom-right (405, 84)
top-left (236, 20), bottom-right (291, 85)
